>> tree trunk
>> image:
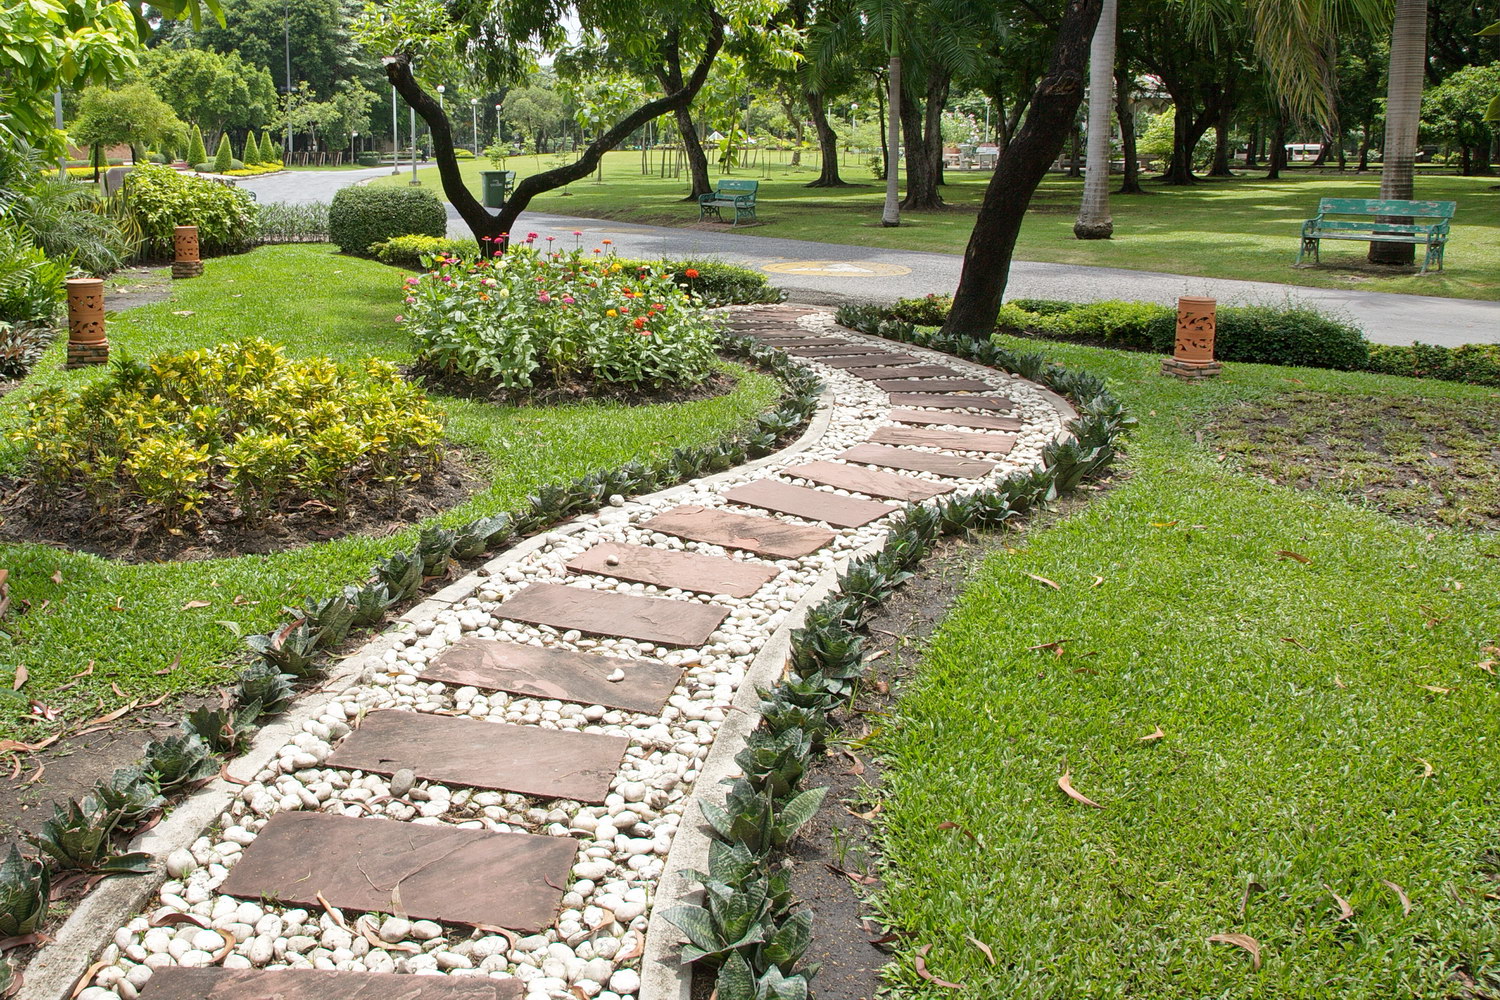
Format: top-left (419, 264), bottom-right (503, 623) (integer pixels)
top-left (1114, 61), bottom-right (1142, 194)
top-left (803, 90), bottom-right (847, 186)
top-left (1356, 117), bottom-right (1372, 170)
top-left (674, 105), bottom-right (712, 197)
top-left (1370, 0), bottom-right (1426, 265)
top-left (900, 78), bottom-right (948, 210)
top-left (1245, 121), bottom-right (1258, 168)
top-left (942, 0), bottom-right (1103, 336)
top-left (1067, 126), bottom-right (1082, 176)
top-left (1265, 114), bottom-right (1286, 179)
top-left (782, 95), bottom-right (805, 166)
top-left (926, 72), bottom-right (949, 189)
top-left (882, 53), bottom-right (901, 227)
top-left (1075, 0), bottom-right (1116, 238)
top-left (1165, 99), bottom-right (1198, 184)
top-left (1209, 103), bottom-right (1233, 176)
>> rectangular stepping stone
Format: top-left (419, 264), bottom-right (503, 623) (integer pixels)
top-left (874, 378), bottom-right (995, 393)
top-left (871, 425), bottom-right (1017, 455)
top-left (813, 353), bottom-right (922, 369)
top-left (886, 393), bottom-right (1014, 411)
top-left (723, 479), bottom-right (898, 528)
top-left (498, 582), bottom-right (727, 647)
top-left (782, 344), bottom-right (889, 358)
top-left (325, 711), bottom-right (629, 802)
top-left (782, 460), bottom-right (953, 501)
top-left (423, 639), bottom-right (681, 714)
top-left (893, 408), bottom-right (1024, 432)
top-left (568, 541), bottom-right (778, 598)
top-left (842, 364), bottom-right (968, 381)
top-left (839, 443), bottom-right (997, 479)
top-left (219, 812), bottom-right (575, 932)
top-left (643, 504), bottom-right (835, 559)
top-left (746, 335), bottom-right (829, 345)
top-left (139, 968), bottom-right (522, 1000)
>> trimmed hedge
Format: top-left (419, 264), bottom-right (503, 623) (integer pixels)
top-left (618, 257), bottom-right (785, 308)
top-left (369, 234), bottom-right (479, 267)
top-left (328, 187), bottom-right (447, 257)
top-left (1366, 342), bottom-right (1500, 387)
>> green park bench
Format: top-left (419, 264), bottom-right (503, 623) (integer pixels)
top-left (1297, 197), bottom-right (1456, 274)
top-left (698, 179), bottom-right (759, 226)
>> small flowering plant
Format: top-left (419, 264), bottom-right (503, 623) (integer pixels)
top-left (403, 244), bottom-right (719, 392)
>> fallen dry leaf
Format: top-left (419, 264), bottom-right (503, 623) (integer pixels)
top-left (170, 310), bottom-right (195, 316)
top-left (1207, 932), bottom-right (1262, 970)
top-left (181, 600), bottom-right (212, 610)
top-left (316, 892), bottom-right (349, 930)
top-left (1139, 726), bottom-right (1165, 742)
top-left (212, 930), bottom-right (235, 964)
top-left (1418, 684), bottom-right (1452, 695)
top-left (1417, 758), bottom-right (1434, 778)
top-left (24, 763), bottom-right (44, 785)
top-left (1150, 520), bottom-right (1179, 528)
top-left (11, 665), bottom-right (26, 691)
top-left (49, 570), bottom-right (62, 585)
top-left (936, 821), bottom-right (978, 842)
top-left (914, 945), bottom-right (964, 989)
top-left (1478, 660), bottom-right (1496, 676)
top-left (826, 864), bottom-right (878, 886)
top-left (1024, 572), bottom-right (1061, 590)
top-left (1091, 575), bottom-right (1104, 588)
top-left (356, 916), bottom-right (419, 953)
top-left (0, 735), bottom-right (58, 754)
top-left (1381, 879), bottom-right (1411, 916)
top-left (218, 763), bottom-right (250, 787)
top-left (965, 935), bottom-right (996, 965)
top-left (83, 701), bottom-right (137, 729)
top-left (1275, 550), bottom-right (1311, 564)
top-left (0, 931), bottom-right (50, 952)
top-left (845, 802), bottom-right (882, 821)
top-left (614, 935), bottom-right (644, 963)
top-left (70, 961), bottom-right (111, 999)
top-left (149, 911), bottom-right (208, 928)
top-left (1334, 674), bottom-right (1347, 689)
top-left (1058, 769), bottom-right (1103, 809)
top-left (1324, 884), bottom-right (1354, 920)
top-left (1238, 880), bottom-right (1265, 918)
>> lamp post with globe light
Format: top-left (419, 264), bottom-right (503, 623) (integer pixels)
top-left (494, 104), bottom-right (502, 147)
top-left (470, 98), bottom-right (478, 156)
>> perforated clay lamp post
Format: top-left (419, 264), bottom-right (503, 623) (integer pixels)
top-left (172, 225), bottom-right (204, 279)
top-left (65, 277), bottom-right (108, 368)
top-left (1161, 296), bottom-right (1223, 379)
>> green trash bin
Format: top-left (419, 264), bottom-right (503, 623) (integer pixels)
top-left (480, 170), bottom-right (513, 209)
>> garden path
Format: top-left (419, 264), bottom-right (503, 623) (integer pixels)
top-left (50, 307), bottom-right (1073, 1000)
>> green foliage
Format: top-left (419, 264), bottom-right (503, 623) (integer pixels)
top-left (12, 176), bottom-right (139, 276)
top-left (187, 125), bottom-right (208, 166)
top-left (243, 131), bottom-right (261, 165)
top-left (887, 293), bottom-right (952, 326)
top-left (213, 132), bottom-right (233, 172)
top-left (0, 845), bottom-right (48, 936)
top-left (0, 320), bottom-right (53, 380)
top-left (370, 234), bottom-right (480, 267)
top-left (700, 778), bottom-right (829, 856)
top-left (122, 163), bottom-right (257, 257)
top-left (70, 83), bottom-right (185, 165)
top-left (89, 767), bottom-right (166, 824)
top-left (734, 729), bottom-right (813, 800)
top-left (650, 258), bottom-right (786, 307)
top-left (406, 246), bottom-right (720, 393)
top-left (1420, 62), bottom-right (1500, 164)
top-left (29, 798), bottom-right (152, 874)
top-left (9, 338), bottom-right (445, 526)
top-left (328, 185), bottom-right (447, 256)
top-left (1365, 341), bottom-right (1500, 387)
top-left (236, 661), bottom-right (296, 717)
top-left (142, 733), bottom-right (218, 792)
top-left (254, 201), bottom-right (329, 244)
top-left (1210, 303), bottom-right (1369, 370)
top-left (182, 703), bottom-right (260, 754)
top-left (139, 47), bottom-right (279, 142)
top-left (0, 223), bottom-right (68, 326)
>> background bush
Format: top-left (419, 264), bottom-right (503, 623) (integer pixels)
top-left (253, 201), bottom-right (329, 245)
top-left (356, 152), bottom-right (380, 167)
top-left (370, 234), bottom-right (479, 267)
top-left (0, 224), bottom-right (68, 326)
top-left (1366, 342), bottom-right (1500, 387)
top-left (328, 187), bottom-right (447, 257)
top-left (610, 257), bottom-right (785, 307)
top-left (10, 177), bottom-right (137, 276)
top-left (122, 164), bottom-right (256, 258)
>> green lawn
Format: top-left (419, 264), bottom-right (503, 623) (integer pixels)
top-left (373, 151), bottom-right (1500, 301)
top-left (0, 244), bottom-right (780, 740)
top-left (874, 343), bottom-right (1500, 997)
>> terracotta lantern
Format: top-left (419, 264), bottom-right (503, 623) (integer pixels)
top-left (1161, 295), bottom-right (1223, 379)
top-left (172, 225), bottom-right (204, 279)
top-left (66, 277), bottom-right (108, 368)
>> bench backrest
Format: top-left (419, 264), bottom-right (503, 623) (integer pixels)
top-left (715, 179), bottom-right (759, 196)
top-left (1317, 197), bottom-right (1456, 219)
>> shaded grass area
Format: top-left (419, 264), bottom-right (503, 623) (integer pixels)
top-left (374, 151), bottom-right (1500, 301)
top-left (0, 244), bottom-right (780, 739)
top-left (874, 341), bottom-right (1500, 998)
top-left (1210, 391), bottom-right (1500, 532)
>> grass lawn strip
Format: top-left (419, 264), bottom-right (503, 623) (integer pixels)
top-left (371, 153), bottom-right (1500, 301)
top-left (0, 244), bottom-right (780, 740)
top-left (874, 338), bottom-right (1500, 997)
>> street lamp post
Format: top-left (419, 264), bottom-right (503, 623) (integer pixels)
top-left (436, 84), bottom-right (445, 113)
top-left (351, 130), bottom-right (358, 163)
top-left (494, 104), bottom-right (502, 146)
top-left (983, 96), bottom-right (991, 145)
top-left (409, 105), bottom-right (419, 184)
top-left (470, 98), bottom-right (478, 156)
top-left (391, 85), bottom-right (400, 174)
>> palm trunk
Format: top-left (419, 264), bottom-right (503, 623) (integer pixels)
top-left (1369, 0), bottom-right (1426, 265)
top-left (1075, 0), bottom-right (1117, 238)
top-left (1114, 61), bottom-right (1142, 194)
top-left (803, 90), bottom-right (847, 187)
top-left (882, 53), bottom-right (901, 227)
top-left (942, 0), bottom-right (1103, 336)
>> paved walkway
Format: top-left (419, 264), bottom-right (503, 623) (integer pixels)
top-left (239, 169), bottom-right (1500, 347)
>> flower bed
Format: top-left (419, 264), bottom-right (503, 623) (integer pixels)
top-left (403, 243), bottom-right (719, 395)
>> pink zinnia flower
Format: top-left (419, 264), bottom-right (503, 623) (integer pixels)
top-left (562, 295), bottom-right (575, 304)
top-left (538, 292), bottom-right (551, 303)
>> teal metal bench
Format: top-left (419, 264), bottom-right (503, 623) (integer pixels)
top-left (698, 179), bottom-right (759, 226)
top-left (1298, 197), bottom-right (1455, 274)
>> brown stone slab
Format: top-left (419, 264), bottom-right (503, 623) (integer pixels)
top-left (140, 968), bottom-right (521, 1000)
top-left (423, 640), bottom-right (680, 713)
top-left (842, 364), bottom-right (968, 381)
top-left (568, 541), bottom-right (778, 598)
top-left (839, 443), bottom-right (997, 479)
top-left (874, 378), bottom-right (995, 393)
top-left (813, 353), bottom-right (923, 369)
top-left (886, 393), bottom-right (1014, 411)
top-left (782, 460), bottom-right (953, 502)
top-left (643, 504), bottom-right (835, 559)
top-left (782, 344), bottom-right (890, 358)
top-left (870, 424), bottom-right (1017, 455)
top-left (745, 333), bottom-right (829, 344)
top-left (892, 408), bottom-right (1024, 432)
top-left (325, 711), bottom-right (628, 802)
top-left (219, 812), bottom-right (575, 932)
top-left (723, 479), bottom-right (898, 528)
top-left (498, 583), bottom-right (727, 647)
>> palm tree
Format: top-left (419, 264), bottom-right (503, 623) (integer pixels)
top-left (1074, 0), bottom-right (1118, 239)
top-left (1369, 0), bottom-right (1427, 264)
top-left (881, 20), bottom-right (902, 226)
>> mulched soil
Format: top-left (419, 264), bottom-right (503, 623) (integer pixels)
top-left (410, 367), bottom-right (739, 409)
top-left (1208, 390), bottom-right (1500, 532)
top-left (0, 450), bottom-right (486, 563)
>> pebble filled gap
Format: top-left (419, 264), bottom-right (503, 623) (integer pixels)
top-left (76, 306), bottom-right (1069, 1000)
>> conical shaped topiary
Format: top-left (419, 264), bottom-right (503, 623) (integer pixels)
top-left (263, 131), bottom-right (278, 163)
top-left (212, 133), bottom-right (232, 173)
top-left (243, 132), bottom-right (260, 166)
top-left (272, 140), bottom-right (284, 163)
top-left (187, 125), bottom-right (207, 169)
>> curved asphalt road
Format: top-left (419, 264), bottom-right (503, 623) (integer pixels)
top-left (240, 168), bottom-right (1500, 347)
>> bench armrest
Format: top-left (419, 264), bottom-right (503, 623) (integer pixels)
top-left (733, 194), bottom-right (756, 206)
top-left (698, 192), bottom-right (718, 205)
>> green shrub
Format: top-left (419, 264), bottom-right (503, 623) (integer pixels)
top-left (9, 338), bottom-right (446, 526)
top-left (647, 258), bottom-right (785, 307)
top-left (356, 152), bottom-right (380, 167)
top-left (254, 201), bottom-right (329, 244)
top-left (889, 293), bottom-right (952, 326)
top-left (994, 303), bottom-right (1044, 332)
top-left (122, 164), bottom-right (256, 258)
top-left (186, 126), bottom-right (207, 169)
top-left (212, 134), bottom-right (232, 173)
top-left (1038, 300), bottom-right (1176, 350)
top-left (1365, 342), bottom-right (1500, 387)
top-left (1209, 304), bottom-right (1368, 370)
top-left (370, 234), bottom-right (480, 267)
top-left (243, 133), bottom-right (260, 166)
top-left (454, 148), bottom-right (475, 159)
top-left (1009, 298), bottom-right (1081, 316)
top-left (0, 321), bottom-right (53, 380)
top-left (0, 224), bottom-right (68, 326)
top-left (405, 247), bottom-right (719, 392)
top-left (13, 176), bottom-right (137, 276)
top-left (328, 186), bottom-right (447, 257)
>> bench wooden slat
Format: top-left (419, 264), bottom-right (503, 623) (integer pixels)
top-left (1317, 197), bottom-right (1456, 218)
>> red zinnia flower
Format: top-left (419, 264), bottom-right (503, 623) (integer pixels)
top-left (684, 268), bottom-right (699, 278)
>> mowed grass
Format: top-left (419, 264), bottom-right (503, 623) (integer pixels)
top-left (373, 150), bottom-right (1500, 300)
top-left (0, 244), bottom-right (779, 740)
top-left (874, 341), bottom-right (1500, 997)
